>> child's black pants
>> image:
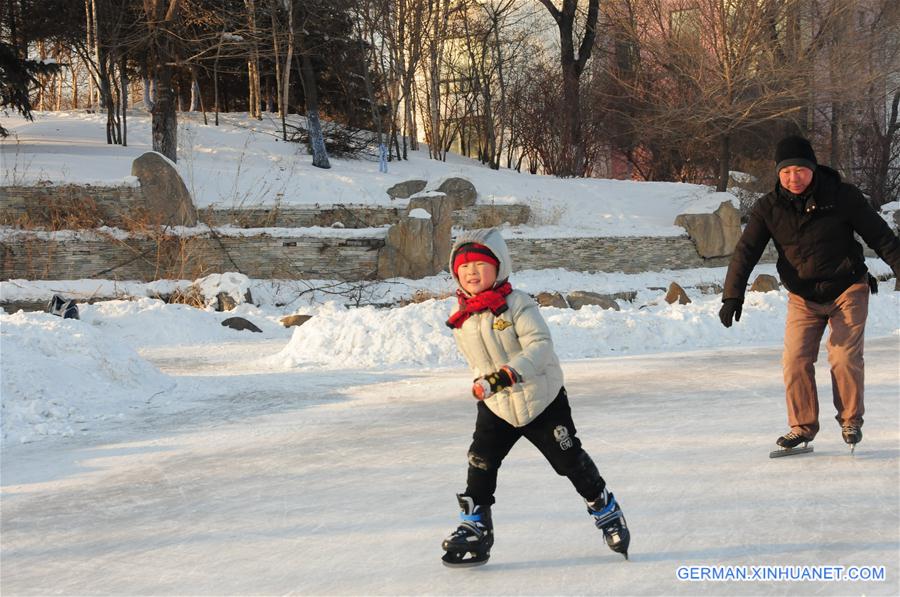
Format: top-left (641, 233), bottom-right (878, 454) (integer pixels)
top-left (464, 387), bottom-right (605, 505)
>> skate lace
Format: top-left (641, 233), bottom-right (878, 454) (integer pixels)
top-left (783, 431), bottom-right (801, 440)
top-left (451, 521), bottom-right (484, 540)
top-left (842, 425), bottom-right (859, 434)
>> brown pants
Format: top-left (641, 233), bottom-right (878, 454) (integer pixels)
top-left (782, 280), bottom-right (869, 438)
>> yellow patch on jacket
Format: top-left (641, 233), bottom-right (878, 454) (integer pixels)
top-left (493, 318), bottom-right (512, 331)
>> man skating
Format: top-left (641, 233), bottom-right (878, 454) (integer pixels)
top-left (719, 135), bottom-right (900, 455)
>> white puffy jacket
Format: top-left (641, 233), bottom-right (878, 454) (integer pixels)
top-left (449, 229), bottom-right (564, 427)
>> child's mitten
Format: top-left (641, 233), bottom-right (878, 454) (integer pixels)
top-left (472, 366), bottom-right (520, 400)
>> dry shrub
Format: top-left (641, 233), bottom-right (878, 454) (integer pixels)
top-left (15, 193), bottom-right (107, 230)
top-left (166, 285), bottom-right (206, 308)
top-left (396, 288), bottom-right (454, 306)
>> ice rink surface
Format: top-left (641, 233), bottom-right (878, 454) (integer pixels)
top-left (2, 338), bottom-right (898, 595)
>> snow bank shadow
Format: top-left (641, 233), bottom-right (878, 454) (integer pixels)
top-left (1, 444), bottom-right (175, 487)
top-left (139, 369), bottom-right (408, 438)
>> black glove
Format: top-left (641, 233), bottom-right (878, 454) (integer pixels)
top-left (867, 274), bottom-right (878, 295)
top-left (719, 298), bottom-right (743, 328)
top-left (472, 366), bottom-right (519, 400)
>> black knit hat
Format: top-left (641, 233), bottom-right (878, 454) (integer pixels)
top-left (775, 135), bottom-right (817, 173)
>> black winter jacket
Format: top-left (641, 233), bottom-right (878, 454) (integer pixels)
top-left (724, 166), bottom-right (900, 303)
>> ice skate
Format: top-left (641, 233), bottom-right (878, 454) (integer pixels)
top-left (842, 425), bottom-right (862, 454)
top-left (769, 430), bottom-right (814, 458)
top-left (586, 488), bottom-right (630, 560)
top-left (441, 494), bottom-right (493, 567)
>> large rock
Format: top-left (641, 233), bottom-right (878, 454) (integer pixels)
top-left (664, 282), bottom-right (691, 305)
top-left (221, 316), bottom-right (262, 333)
top-left (436, 177), bottom-right (477, 210)
top-left (387, 179), bottom-right (427, 200)
top-left (535, 292), bottom-right (568, 308)
top-left (377, 214), bottom-right (436, 279)
top-left (408, 193), bottom-right (454, 272)
top-left (750, 274), bottom-right (780, 293)
top-left (674, 200), bottom-right (741, 258)
top-left (131, 152), bottom-right (197, 226)
top-left (280, 314), bottom-right (312, 328)
top-left (566, 291), bottom-right (620, 311)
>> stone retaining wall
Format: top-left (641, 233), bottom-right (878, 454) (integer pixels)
top-left (1, 185), bottom-right (531, 229)
top-left (2, 231), bottom-right (783, 282)
top-left (1, 232), bottom-right (384, 281)
top-left (0, 185), bottom-right (144, 227)
top-left (507, 236), bottom-right (779, 272)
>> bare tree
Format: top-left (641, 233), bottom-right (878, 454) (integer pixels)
top-left (244, 0), bottom-right (262, 119)
top-left (144, 0), bottom-right (181, 162)
top-left (537, 0), bottom-right (599, 177)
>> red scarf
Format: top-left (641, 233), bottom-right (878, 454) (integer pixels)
top-left (446, 282), bottom-right (513, 329)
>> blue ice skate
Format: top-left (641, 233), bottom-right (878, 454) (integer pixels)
top-left (441, 494), bottom-right (493, 567)
top-left (586, 488), bottom-right (630, 560)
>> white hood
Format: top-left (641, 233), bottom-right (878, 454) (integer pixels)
top-left (448, 228), bottom-right (512, 288)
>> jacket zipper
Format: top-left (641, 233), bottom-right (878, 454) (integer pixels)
top-left (478, 311), bottom-right (520, 426)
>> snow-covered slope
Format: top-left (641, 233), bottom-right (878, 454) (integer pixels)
top-left (2, 110), bottom-right (736, 238)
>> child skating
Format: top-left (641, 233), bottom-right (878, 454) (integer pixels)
top-left (441, 228), bottom-right (630, 567)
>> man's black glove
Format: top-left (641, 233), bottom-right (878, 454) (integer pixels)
top-left (719, 298), bottom-right (743, 328)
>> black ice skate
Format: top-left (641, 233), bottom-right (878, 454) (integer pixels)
top-left (586, 488), bottom-right (630, 560)
top-left (441, 494), bottom-right (493, 568)
top-left (769, 430), bottom-right (814, 458)
top-left (842, 425), bottom-right (862, 454)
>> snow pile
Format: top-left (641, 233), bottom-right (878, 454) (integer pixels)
top-left (0, 310), bottom-right (174, 444)
top-left (271, 289), bottom-right (900, 369)
top-left (194, 272), bottom-right (253, 306)
top-left (269, 300), bottom-right (460, 369)
top-left (79, 298), bottom-right (290, 348)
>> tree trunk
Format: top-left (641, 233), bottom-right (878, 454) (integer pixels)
top-left (120, 54), bottom-right (128, 146)
top-left (717, 133), bottom-right (730, 192)
top-left (37, 40), bottom-right (46, 110)
top-left (142, 76), bottom-right (155, 111)
top-left (281, 1), bottom-right (294, 141)
top-left (270, 0), bottom-right (283, 119)
top-left (245, 0), bottom-right (262, 119)
top-left (72, 56), bottom-right (79, 109)
top-left (152, 64), bottom-right (178, 162)
top-left (297, 50), bottom-right (330, 169)
top-left (146, 0), bottom-right (180, 162)
top-left (190, 67), bottom-right (201, 111)
top-left (538, 0), bottom-right (598, 177)
top-left (492, 19), bottom-right (507, 170)
top-left (213, 26), bottom-right (223, 126)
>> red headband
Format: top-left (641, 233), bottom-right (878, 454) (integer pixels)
top-left (453, 243), bottom-right (499, 276)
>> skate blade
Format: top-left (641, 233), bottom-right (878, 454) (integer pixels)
top-left (769, 445), bottom-right (814, 458)
top-left (441, 551), bottom-right (490, 568)
top-left (441, 558), bottom-right (489, 568)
